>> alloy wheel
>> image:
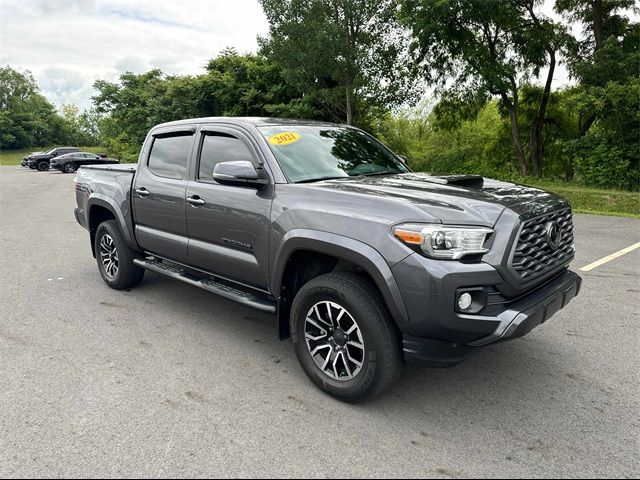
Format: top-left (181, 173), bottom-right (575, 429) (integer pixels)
top-left (304, 301), bottom-right (366, 381)
top-left (99, 233), bottom-right (119, 279)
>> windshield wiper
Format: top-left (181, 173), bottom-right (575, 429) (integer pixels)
top-left (357, 171), bottom-right (398, 177)
top-left (294, 176), bottom-right (350, 184)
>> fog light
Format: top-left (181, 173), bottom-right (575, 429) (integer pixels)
top-left (458, 292), bottom-right (473, 311)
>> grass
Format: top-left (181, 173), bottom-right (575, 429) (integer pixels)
top-left (0, 146), bottom-right (107, 166)
top-left (1, 146), bottom-right (638, 217)
top-left (513, 178), bottom-right (640, 218)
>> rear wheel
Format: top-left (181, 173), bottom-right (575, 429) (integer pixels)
top-left (94, 220), bottom-right (144, 289)
top-left (290, 272), bottom-right (402, 402)
top-left (37, 161), bottom-right (49, 171)
top-left (63, 163), bottom-right (77, 173)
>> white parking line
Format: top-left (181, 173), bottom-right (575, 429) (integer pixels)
top-left (580, 242), bottom-right (640, 272)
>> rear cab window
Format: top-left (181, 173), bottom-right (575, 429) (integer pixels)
top-left (147, 133), bottom-right (194, 180)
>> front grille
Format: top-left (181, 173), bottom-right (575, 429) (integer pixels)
top-left (511, 208), bottom-right (575, 281)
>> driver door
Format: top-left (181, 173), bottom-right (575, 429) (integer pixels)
top-left (185, 126), bottom-right (272, 289)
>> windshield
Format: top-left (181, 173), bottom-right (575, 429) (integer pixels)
top-left (258, 125), bottom-right (409, 183)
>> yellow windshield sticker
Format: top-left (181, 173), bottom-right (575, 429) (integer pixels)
top-left (268, 132), bottom-right (301, 146)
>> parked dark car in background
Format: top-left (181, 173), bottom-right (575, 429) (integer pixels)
top-left (27, 147), bottom-right (80, 171)
top-left (21, 151), bottom-right (45, 167)
top-left (50, 152), bottom-right (119, 173)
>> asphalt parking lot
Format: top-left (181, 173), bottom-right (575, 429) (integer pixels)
top-left (0, 165), bottom-right (638, 478)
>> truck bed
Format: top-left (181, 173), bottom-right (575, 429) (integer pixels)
top-left (74, 162), bottom-right (138, 248)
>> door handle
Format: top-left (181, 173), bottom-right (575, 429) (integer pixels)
top-left (187, 195), bottom-right (206, 206)
top-left (135, 187), bottom-right (150, 197)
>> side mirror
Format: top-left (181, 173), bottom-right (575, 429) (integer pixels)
top-left (213, 161), bottom-right (267, 187)
top-left (398, 155), bottom-right (409, 165)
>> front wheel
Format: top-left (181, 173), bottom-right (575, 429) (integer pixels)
top-left (94, 220), bottom-right (144, 289)
top-left (290, 273), bottom-right (402, 402)
top-left (37, 161), bottom-right (49, 171)
top-left (63, 163), bottom-right (77, 173)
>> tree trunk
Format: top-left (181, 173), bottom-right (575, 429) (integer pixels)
top-left (566, 0), bottom-right (603, 181)
top-left (593, 0), bottom-right (604, 50)
top-left (564, 159), bottom-right (575, 181)
top-left (345, 85), bottom-right (354, 125)
top-left (576, 0), bottom-right (603, 138)
top-left (530, 120), bottom-right (543, 178)
top-left (530, 49), bottom-right (556, 178)
top-left (579, 114), bottom-right (596, 137)
top-left (566, 113), bottom-right (596, 180)
top-left (503, 94), bottom-right (527, 176)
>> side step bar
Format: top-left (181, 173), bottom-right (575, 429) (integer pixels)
top-left (133, 257), bottom-right (277, 314)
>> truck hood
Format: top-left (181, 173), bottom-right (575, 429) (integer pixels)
top-left (307, 173), bottom-right (566, 226)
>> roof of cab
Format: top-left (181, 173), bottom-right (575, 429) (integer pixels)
top-left (152, 116), bottom-right (344, 130)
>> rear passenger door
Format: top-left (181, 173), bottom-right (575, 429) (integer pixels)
top-left (185, 125), bottom-right (272, 289)
top-left (132, 127), bottom-right (196, 264)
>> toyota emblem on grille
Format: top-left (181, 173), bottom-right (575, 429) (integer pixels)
top-left (545, 221), bottom-right (562, 250)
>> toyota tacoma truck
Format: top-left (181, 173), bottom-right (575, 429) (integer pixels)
top-left (74, 117), bottom-right (581, 402)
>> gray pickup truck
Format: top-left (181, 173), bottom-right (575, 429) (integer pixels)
top-left (74, 117), bottom-right (581, 401)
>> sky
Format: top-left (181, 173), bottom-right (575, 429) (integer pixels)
top-left (0, 0), bottom-right (270, 109)
top-left (1, 0), bottom-right (575, 112)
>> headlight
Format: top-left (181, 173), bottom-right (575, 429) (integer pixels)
top-left (393, 224), bottom-right (494, 260)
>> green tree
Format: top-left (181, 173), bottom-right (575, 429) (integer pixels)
top-left (61, 104), bottom-right (81, 145)
top-left (91, 51), bottom-right (311, 161)
top-left (564, 78), bottom-right (640, 189)
top-left (258, 0), bottom-right (414, 126)
top-left (77, 108), bottom-right (101, 146)
top-left (200, 48), bottom-right (313, 118)
top-left (60, 104), bottom-right (100, 147)
top-left (400, 0), bottom-right (565, 177)
top-left (556, 0), bottom-right (638, 181)
top-left (93, 69), bottom-right (168, 147)
top-left (0, 66), bottom-right (66, 149)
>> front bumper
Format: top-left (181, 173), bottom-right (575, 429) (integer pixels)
top-left (466, 269), bottom-right (580, 346)
top-left (393, 253), bottom-right (581, 367)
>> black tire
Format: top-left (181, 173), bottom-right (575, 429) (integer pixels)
top-left (63, 163), bottom-right (77, 173)
top-left (37, 161), bottom-right (49, 171)
top-left (290, 272), bottom-right (402, 402)
top-left (94, 220), bottom-right (144, 289)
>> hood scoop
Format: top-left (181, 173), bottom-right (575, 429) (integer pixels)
top-left (425, 174), bottom-right (485, 189)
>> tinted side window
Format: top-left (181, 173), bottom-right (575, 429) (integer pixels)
top-left (198, 133), bottom-right (254, 182)
top-left (148, 133), bottom-right (193, 180)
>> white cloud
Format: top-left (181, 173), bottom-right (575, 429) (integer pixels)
top-left (0, 0), bottom-right (269, 109)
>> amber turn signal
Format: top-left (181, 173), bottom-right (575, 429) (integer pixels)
top-left (393, 229), bottom-right (424, 245)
